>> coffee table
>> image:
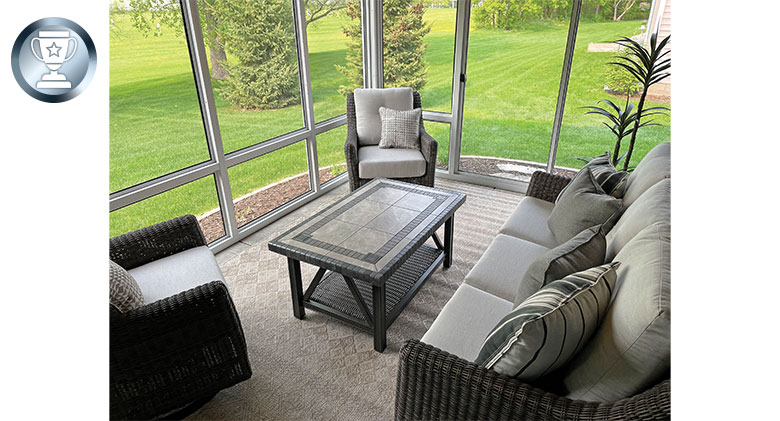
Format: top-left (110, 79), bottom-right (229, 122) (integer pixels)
top-left (268, 178), bottom-right (466, 352)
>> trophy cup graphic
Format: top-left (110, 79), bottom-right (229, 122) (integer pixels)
top-left (30, 30), bottom-right (78, 89)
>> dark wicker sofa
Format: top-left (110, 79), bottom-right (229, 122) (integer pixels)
top-left (345, 90), bottom-right (438, 191)
top-left (394, 171), bottom-right (671, 421)
top-left (110, 215), bottom-right (252, 420)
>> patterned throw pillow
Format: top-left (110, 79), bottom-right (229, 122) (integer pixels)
top-left (514, 224), bottom-right (606, 307)
top-left (557, 153), bottom-right (629, 201)
top-left (110, 260), bottom-right (144, 313)
top-left (377, 106), bottom-right (421, 150)
top-left (475, 263), bottom-right (619, 381)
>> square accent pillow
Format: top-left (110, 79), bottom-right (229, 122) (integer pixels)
top-left (548, 167), bottom-right (623, 243)
top-left (475, 263), bottom-right (619, 381)
top-left (514, 224), bottom-right (606, 307)
top-left (110, 260), bottom-right (144, 313)
top-left (378, 106), bottom-right (421, 150)
top-left (557, 153), bottom-right (629, 201)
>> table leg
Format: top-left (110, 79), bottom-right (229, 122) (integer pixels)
top-left (287, 258), bottom-right (305, 319)
top-left (444, 215), bottom-right (454, 268)
top-left (373, 284), bottom-right (386, 352)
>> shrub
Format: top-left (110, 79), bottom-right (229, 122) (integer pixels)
top-left (604, 48), bottom-right (642, 96)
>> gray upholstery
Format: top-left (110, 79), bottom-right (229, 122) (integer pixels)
top-left (622, 142), bottom-right (671, 207)
top-left (129, 245), bottom-right (225, 304)
top-left (548, 168), bottom-right (623, 243)
top-left (606, 178), bottom-right (671, 260)
top-left (464, 234), bottom-right (549, 302)
top-left (558, 222), bottom-right (671, 402)
top-left (354, 87), bottom-right (414, 146)
top-left (357, 146), bottom-right (427, 179)
top-left (421, 283), bottom-right (514, 361)
top-left (499, 197), bottom-right (558, 248)
top-left (378, 107), bottom-right (421, 150)
top-left (515, 225), bottom-right (606, 306)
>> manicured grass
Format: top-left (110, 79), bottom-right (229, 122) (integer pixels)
top-left (109, 9), bottom-right (670, 237)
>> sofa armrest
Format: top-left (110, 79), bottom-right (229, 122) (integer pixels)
top-left (526, 171), bottom-right (572, 203)
top-left (110, 281), bottom-right (252, 418)
top-left (109, 214), bottom-right (207, 270)
top-left (395, 340), bottom-right (670, 421)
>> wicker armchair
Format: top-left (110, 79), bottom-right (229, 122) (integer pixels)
top-left (345, 90), bottom-right (438, 191)
top-left (394, 172), bottom-right (671, 421)
top-left (110, 215), bottom-right (251, 420)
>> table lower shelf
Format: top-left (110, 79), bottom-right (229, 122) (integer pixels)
top-left (306, 244), bottom-right (443, 331)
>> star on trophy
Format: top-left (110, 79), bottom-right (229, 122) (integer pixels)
top-left (31, 30), bottom-right (78, 89)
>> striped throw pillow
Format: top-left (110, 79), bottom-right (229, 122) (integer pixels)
top-left (558, 153), bottom-right (629, 201)
top-left (475, 263), bottom-right (619, 380)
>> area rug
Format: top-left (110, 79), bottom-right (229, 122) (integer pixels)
top-left (190, 178), bottom-right (524, 420)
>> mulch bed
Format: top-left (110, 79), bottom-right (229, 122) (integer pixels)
top-left (459, 156), bottom-right (576, 182)
top-left (198, 168), bottom-right (338, 243)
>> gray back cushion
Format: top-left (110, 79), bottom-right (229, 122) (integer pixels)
top-left (557, 222), bottom-right (670, 402)
top-left (622, 142), bottom-right (670, 207)
top-left (354, 88), bottom-right (414, 146)
top-left (548, 168), bottom-right (623, 244)
top-left (606, 178), bottom-right (670, 260)
top-left (515, 225), bottom-right (606, 306)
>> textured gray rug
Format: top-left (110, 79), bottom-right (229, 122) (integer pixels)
top-left (190, 179), bottom-right (523, 420)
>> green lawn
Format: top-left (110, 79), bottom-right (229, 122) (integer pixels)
top-left (110, 8), bottom-right (670, 237)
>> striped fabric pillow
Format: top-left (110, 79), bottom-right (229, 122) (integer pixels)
top-left (558, 153), bottom-right (629, 201)
top-left (475, 263), bottom-right (619, 380)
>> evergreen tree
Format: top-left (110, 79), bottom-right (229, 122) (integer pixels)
top-left (338, 0), bottom-right (430, 94)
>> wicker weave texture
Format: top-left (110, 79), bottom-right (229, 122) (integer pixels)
top-left (526, 171), bottom-right (572, 204)
top-left (109, 214), bottom-right (207, 270)
top-left (395, 340), bottom-right (670, 421)
top-left (345, 91), bottom-right (438, 191)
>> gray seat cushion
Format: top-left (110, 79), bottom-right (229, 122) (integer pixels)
top-left (606, 178), bottom-right (671, 260)
top-left (622, 142), bottom-right (670, 207)
top-left (129, 246), bottom-right (225, 304)
top-left (357, 146), bottom-right (427, 179)
top-left (354, 87), bottom-right (414, 146)
top-left (464, 234), bottom-right (549, 302)
top-left (421, 283), bottom-right (514, 361)
top-left (515, 224), bottom-right (606, 306)
top-left (499, 197), bottom-right (558, 248)
top-left (557, 222), bottom-right (670, 402)
top-left (548, 167), bottom-right (623, 244)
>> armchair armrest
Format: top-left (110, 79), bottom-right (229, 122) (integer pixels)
top-left (345, 93), bottom-right (361, 191)
top-left (420, 127), bottom-right (439, 171)
top-left (110, 214), bottom-right (207, 270)
top-left (526, 171), bottom-right (572, 203)
top-left (395, 340), bottom-right (670, 420)
top-left (110, 281), bottom-right (251, 419)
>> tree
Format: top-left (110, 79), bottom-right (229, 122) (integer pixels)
top-left (610, 0), bottom-right (637, 21)
top-left (337, 0), bottom-right (431, 94)
top-left (305, 0), bottom-right (346, 28)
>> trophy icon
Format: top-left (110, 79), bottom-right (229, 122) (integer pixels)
top-left (30, 30), bottom-right (78, 89)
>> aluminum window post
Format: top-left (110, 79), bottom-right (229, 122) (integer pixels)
top-left (292, 0), bottom-right (320, 192)
top-left (363, 0), bottom-right (383, 88)
top-left (449, 0), bottom-right (470, 175)
top-left (546, 0), bottom-right (582, 173)
top-left (181, 0), bottom-right (239, 239)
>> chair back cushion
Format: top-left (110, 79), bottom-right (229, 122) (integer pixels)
top-left (606, 178), bottom-right (671, 260)
top-left (515, 224), bottom-right (606, 306)
top-left (378, 107), bottom-right (421, 150)
top-left (354, 87), bottom-right (414, 146)
top-left (622, 142), bottom-right (671, 207)
top-left (110, 260), bottom-right (144, 313)
top-left (476, 263), bottom-right (619, 381)
top-left (556, 222), bottom-right (670, 402)
top-left (129, 246), bottom-right (225, 304)
top-left (548, 168), bottom-right (623, 243)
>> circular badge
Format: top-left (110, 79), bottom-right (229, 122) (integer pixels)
top-left (10, 17), bottom-right (96, 103)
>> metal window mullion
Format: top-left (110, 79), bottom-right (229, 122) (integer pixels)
top-left (363, 0), bottom-right (383, 88)
top-left (546, 0), bottom-right (582, 173)
top-left (182, 0), bottom-right (238, 239)
top-left (449, 0), bottom-right (471, 175)
top-left (292, 0), bottom-right (320, 192)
